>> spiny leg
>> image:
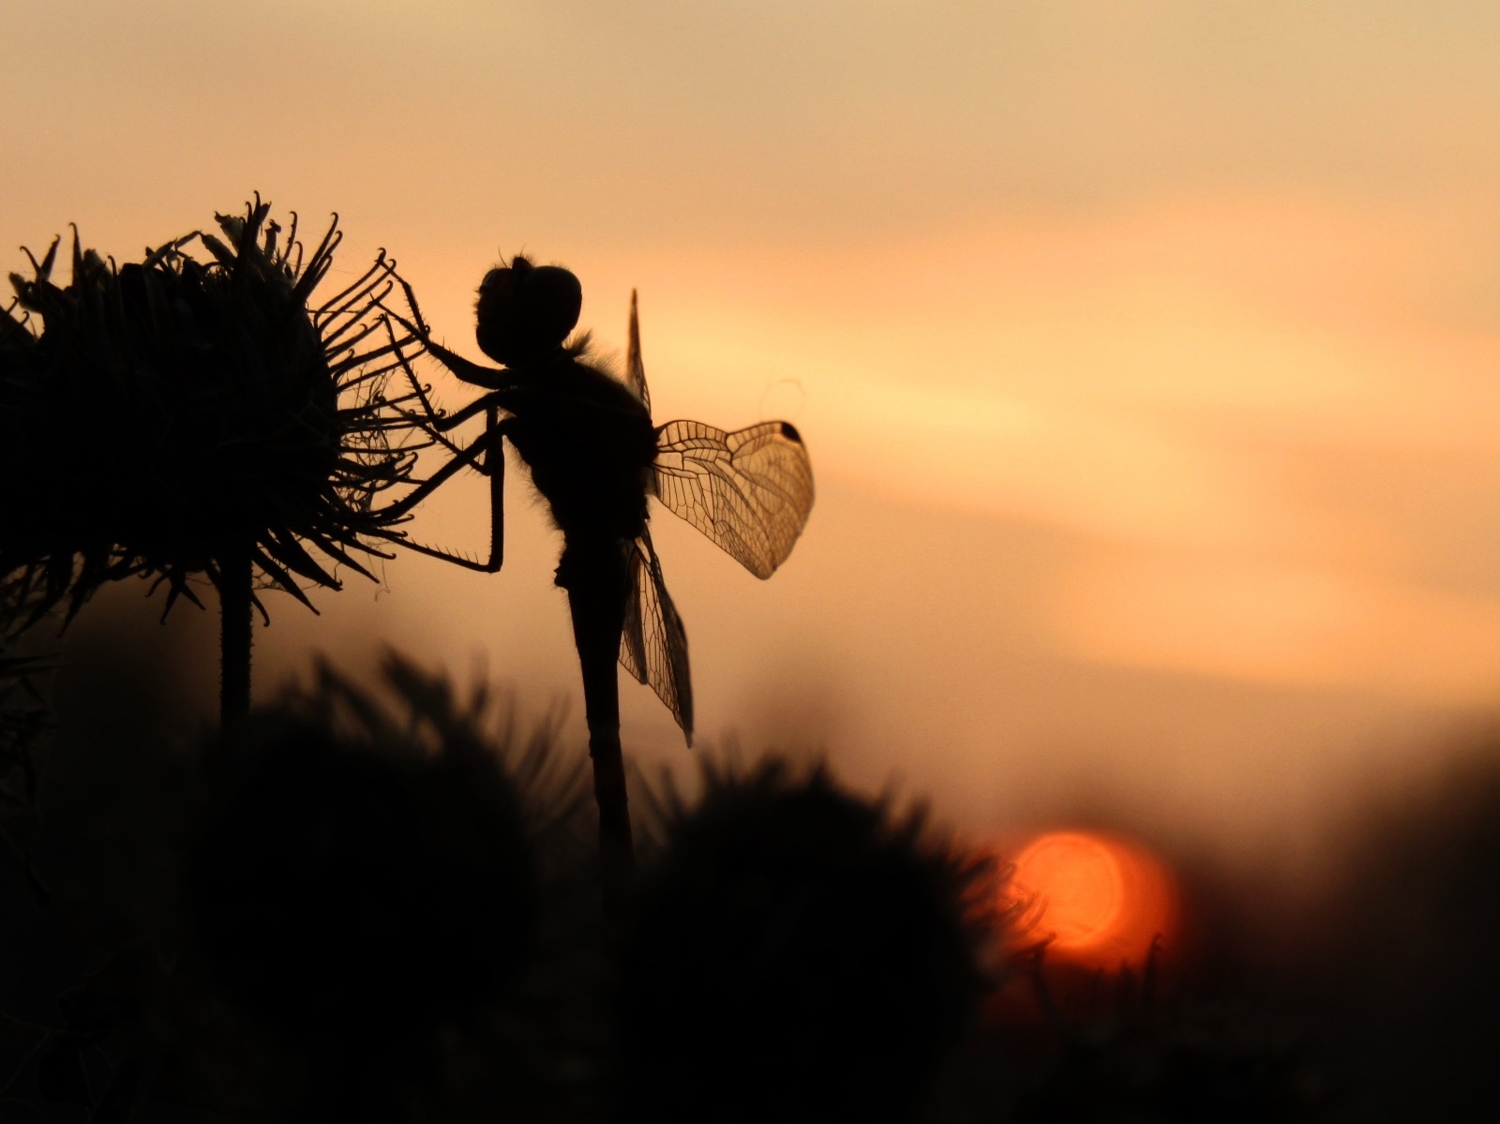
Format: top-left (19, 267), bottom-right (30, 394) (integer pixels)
top-left (386, 280), bottom-right (518, 391)
top-left (383, 314), bottom-right (500, 459)
top-left (378, 322), bottom-right (508, 570)
top-left (383, 408), bottom-right (508, 573)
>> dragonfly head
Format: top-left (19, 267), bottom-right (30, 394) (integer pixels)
top-left (475, 254), bottom-right (583, 366)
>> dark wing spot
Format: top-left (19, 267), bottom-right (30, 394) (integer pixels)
top-left (779, 422), bottom-right (802, 443)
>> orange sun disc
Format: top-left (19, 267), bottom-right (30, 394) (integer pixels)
top-left (1008, 830), bottom-right (1179, 970)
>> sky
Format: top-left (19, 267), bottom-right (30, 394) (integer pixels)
top-left (8, 0), bottom-right (1500, 867)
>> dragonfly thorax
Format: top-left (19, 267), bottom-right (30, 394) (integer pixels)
top-left (475, 255), bottom-right (582, 366)
top-left (503, 354), bottom-right (657, 546)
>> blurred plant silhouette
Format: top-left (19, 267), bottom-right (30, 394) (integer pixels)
top-left (0, 644), bottom-right (601, 1122)
top-left (0, 601), bottom-right (53, 907)
top-left (0, 197), bottom-right (426, 722)
top-left (189, 660), bottom-right (539, 1042)
top-left (615, 759), bottom-right (994, 1124)
top-left (1296, 750), bottom-right (1500, 1120)
top-left (182, 655), bottom-right (583, 1119)
top-left (960, 943), bottom-right (1330, 1123)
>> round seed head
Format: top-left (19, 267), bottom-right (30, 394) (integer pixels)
top-left (0, 198), bottom-right (423, 626)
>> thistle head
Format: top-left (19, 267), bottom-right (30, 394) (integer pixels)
top-left (0, 197), bottom-right (424, 627)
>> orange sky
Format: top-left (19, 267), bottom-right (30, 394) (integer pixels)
top-left (9, 1), bottom-right (1500, 865)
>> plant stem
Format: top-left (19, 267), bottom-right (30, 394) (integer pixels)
top-left (219, 548), bottom-right (253, 726)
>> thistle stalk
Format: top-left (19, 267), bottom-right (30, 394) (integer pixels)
top-left (219, 546), bottom-right (253, 725)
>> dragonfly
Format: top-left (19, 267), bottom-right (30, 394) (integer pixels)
top-left (384, 256), bottom-right (813, 902)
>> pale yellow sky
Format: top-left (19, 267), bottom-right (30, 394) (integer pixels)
top-left (8, 0), bottom-right (1500, 862)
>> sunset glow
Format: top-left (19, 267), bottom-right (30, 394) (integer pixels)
top-left (1009, 831), bottom-right (1179, 970)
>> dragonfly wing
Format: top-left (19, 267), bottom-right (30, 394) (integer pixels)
top-left (619, 527), bottom-right (694, 743)
top-left (652, 419), bottom-right (814, 579)
top-left (624, 289), bottom-right (650, 413)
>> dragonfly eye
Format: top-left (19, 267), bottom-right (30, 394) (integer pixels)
top-left (475, 258), bottom-right (582, 365)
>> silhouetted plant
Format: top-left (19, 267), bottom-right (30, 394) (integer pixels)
top-left (1300, 751), bottom-right (1500, 1120)
top-left (180, 654), bottom-right (589, 1120)
top-left (0, 656), bottom-right (51, 906)
top-left (971, 945), bottom-right (1330, 1123)
top-left (0, 197), bottom-right (425, 722)
top-left (615, 759), bottom-right (993, 1124)
top-left (0, 631), bottom-right (603, 1121)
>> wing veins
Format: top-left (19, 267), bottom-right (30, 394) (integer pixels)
top-left (651, 419), bottom-right (814, 579)
top-left (618, 528), bottom-right (693, 743)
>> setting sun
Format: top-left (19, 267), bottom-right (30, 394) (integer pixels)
top-left (1008, 830), bottom-right (1179, 970)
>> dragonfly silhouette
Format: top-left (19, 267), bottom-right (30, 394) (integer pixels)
top-left (385, 257), bottom-right (813, 903)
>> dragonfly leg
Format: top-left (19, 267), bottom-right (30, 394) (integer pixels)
top-left (382, 426), bottom-right (493, 519)
top-left (386, 291), bottom-right (517, 393)
top-left (403, 373), bottom-right (499, 438)
top-left (385, 314), bottom-right (505, 449)
top-left (383, 412), bottom-right (510, 572)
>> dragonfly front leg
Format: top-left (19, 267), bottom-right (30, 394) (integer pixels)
top-left (480, 405), bottom-right (506, 572)
top-left (384, 312), bottom-right (496, 459)
top-left (386, 286), bottom-right (519, 393)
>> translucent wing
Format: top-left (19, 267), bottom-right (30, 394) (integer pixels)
top-left (619, 526), bottom-right (694, 744)
top-left (652, 419), bottom-right (814, 579)
top-left (624, 289), bottom-right (650, 413)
